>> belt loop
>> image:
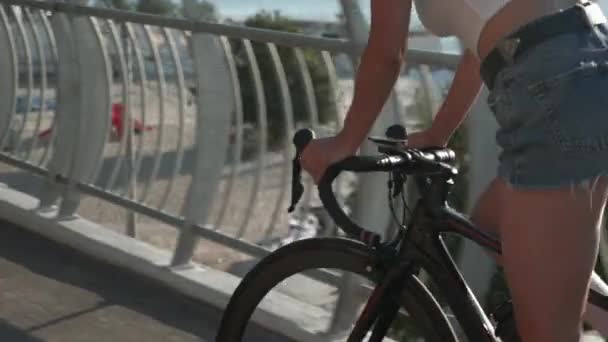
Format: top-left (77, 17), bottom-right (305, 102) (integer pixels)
top-left (497, 37), bottom-right (521, 65)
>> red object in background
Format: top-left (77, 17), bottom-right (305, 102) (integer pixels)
top-left (37, 127), bottom-right (52, 139)
top-left (111, 103), bottom-right (154, 138)
top-left (38, 103), bottom-right (154, 140)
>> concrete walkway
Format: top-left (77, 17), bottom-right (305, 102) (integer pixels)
top-left (0, 220), bottom-right (290, 342)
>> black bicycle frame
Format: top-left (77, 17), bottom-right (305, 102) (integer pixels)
top-left (308, 141), bottom-right (608, 341)
top-left (391, 175), bottom-right (504, 341)
top-left (400, 206), bottom-right (500, 342)
top-left (384, 168), bottom-right (603, 340)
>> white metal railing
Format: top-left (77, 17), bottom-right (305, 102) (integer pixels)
top-left (0, 0), bottom-right (461, 336)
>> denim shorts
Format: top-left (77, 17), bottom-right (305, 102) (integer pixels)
top-left (487, 22), bottom-right (608, 190)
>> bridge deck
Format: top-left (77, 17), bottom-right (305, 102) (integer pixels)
top-left (0, 220), bottom-right (289, 342)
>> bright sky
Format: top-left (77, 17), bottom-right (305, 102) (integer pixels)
top-left (194, 0), bottom-right (608, 21)
top-left (185, 0), bottom-right (367, 21)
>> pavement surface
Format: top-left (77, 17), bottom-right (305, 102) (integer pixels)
top-left (0, 220), bottom-right (290, 342)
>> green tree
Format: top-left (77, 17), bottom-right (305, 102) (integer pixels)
top-left (244, 10), bottom-right (299, 32)
top-left (231, 11), bottom-right (337, 149)
top-left (135, 0), bottom-right (175, 15)
top-left (181, 0), bottom-right (217, 22)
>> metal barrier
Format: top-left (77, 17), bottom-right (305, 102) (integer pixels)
top-left (0, 0), bottom-right (460, 335)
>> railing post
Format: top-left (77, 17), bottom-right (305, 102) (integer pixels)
top-left (39, 10), bottom-right (79, 210)
top-left (60, 15), bottom-right (110, 218)
top-left (122, 22), bottom-right (137, 238)
top-left (171, 33), bottom-right (235, 267)
top-left (328, 0), bottom-right (404, 336)
top-left (41, 8), bottom-right (110, 217)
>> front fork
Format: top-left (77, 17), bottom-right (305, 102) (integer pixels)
top-left (347, 260), bottom-right (413, 342)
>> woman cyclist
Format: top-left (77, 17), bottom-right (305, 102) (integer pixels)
top-left (301, 0), bottom-right (608, 340)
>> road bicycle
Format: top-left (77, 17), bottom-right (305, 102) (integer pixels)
top-left (217, 125), bottom-right (608, 341)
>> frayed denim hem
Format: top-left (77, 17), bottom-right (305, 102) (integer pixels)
top-left (498, 172), bottom-right (608, 210)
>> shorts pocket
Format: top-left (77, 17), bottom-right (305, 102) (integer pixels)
top-left (527, 59), bottom-right (604, 93)
top-left (526, 56), bottom-right (608, 153)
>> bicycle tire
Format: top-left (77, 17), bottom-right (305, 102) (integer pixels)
top-left (216, 238), bottom-right (458, 341)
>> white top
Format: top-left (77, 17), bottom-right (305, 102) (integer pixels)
top-left (413, 0), bottom-right (578, 56)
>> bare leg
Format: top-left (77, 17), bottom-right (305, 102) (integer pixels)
top-left (471, 177), bottom-right (608, 339)
top-left (470, 178), bottom-right (505, 263)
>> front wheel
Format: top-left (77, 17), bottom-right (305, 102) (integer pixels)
top-left (217, 238), bottom-right (458, 341)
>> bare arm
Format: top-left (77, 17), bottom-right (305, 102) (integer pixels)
top-left (337, 0), bottom-right (413, 153)
top-left (300, 2), bottom-right (482, 182)
top-left (427, 48), bottom-right (483, 146)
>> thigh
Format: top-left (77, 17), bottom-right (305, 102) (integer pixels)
top-left (499, 177), bottom-right (608, 341)
top-left (470, 177), bottom-right (508, 238)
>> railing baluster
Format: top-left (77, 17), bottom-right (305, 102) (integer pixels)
top-left (126, 23), bottom-right (148, 193)
top-left (172, 32), bottom-right (236, 266)
top-left (139, 25), bottom-right (166, 204)
top-left (87, 15), bottom-right (113, 187)
top-left (37, 8), bottom-right (59, 167)
top-left (0, 5), bottom-right (17, 149)
top-left (213, 36), bottom-right (243, 230)
top-left (320, 51), bottom-right (340, 126)
top-left (105, 20), bottom-right (130, 191)
top-left (12, 5), bottom-right (33, 156)
top-left (320, 51), bottom-right (347, 236)
top-left (236, 39), bottom-right (267, 237)
top-left (122, 21), bottom-right (137, 237)
top-left (23, 8), bottom-right (45, 162)
top-left (58, 15), bottom-right (111, 217)
top-left (39, 9), bottom-right (79, 209)
top-left (262, 43), bottom-right (294, 240)
top-left (90, 19), bottom-right (116, 185)
top-left (157, 28), bottom-right (186, 211)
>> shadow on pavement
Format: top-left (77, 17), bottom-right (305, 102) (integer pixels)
top-left (0, 320), bottom-right (45, 342)
top-left (0, 220), bottom-right (290, 341)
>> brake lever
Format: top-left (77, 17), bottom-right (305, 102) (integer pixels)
top-left (384, 124), bottom-right (407, 199)
top-left (288, 129), bottom-right (315, 213)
